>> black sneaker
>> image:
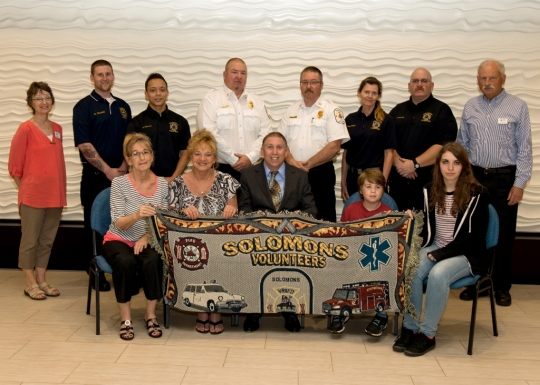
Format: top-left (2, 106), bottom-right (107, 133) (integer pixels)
top-left (329, 315), bottom-right (345, 334)
top-left (404, 333), bottom-right (436, 357)
top-left (393, 326), bottom-right (415, 352)
top-left (365, 313), bottom-right (388, 337)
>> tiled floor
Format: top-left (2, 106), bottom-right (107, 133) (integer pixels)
top-left (1, 268), bottom-right (539, 384)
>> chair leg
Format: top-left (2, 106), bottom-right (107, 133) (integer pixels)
top-left (300, 314), bottom-right (305, 328)
top-left (163, 302), bottom-right (170, 329)
top-left (95, 269), bottom-right (101, 335)
top-left (488, 281), bottom-right (499, 337)
top-left (467, 289), bottom-right (479, 355)
top-left (231, 314), bottom-right (239, 327)
top-left (86, 269), bottom-right (93, 315)
top-left (393, 312), bottom-right (400, 335)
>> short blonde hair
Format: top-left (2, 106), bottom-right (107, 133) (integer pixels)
top-left (123, 132), bottom-right (153, 159)
top-left (188, 130), bottom-right (218, 166)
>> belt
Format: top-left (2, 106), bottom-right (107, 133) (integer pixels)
top-left (348, 166), bottom-right (379, 175)
top-left (472, 165), bottom-right (515, 175)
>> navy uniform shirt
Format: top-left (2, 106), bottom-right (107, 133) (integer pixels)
top-left (342, 108), bottom-right (396, 170)
top-left (127, 105), bottom-right (191, 177)
top-left (73, 90), bottom-right (131, 168)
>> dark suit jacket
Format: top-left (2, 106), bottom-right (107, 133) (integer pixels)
top-left (239, 162), bottom-right (318, 217)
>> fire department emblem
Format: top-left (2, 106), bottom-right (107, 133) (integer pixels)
top-left (371, 121), bottom-right (381, 130)
top-left (119, 107), bottom-right (128, 119)
top-left (334, 108), bottom-right (345, 124)
top-left (421, 112), bottom-right (433, 122)
top-left (175, 237), bottom-right (209, 271)
top-left (169, 122), bottom-right (179, 133)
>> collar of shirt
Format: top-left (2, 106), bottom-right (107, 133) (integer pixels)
top-left (145, 104), bottom-right (169, 119)
top-left (406, 93), bottom-right (434, 111)
top-left (355, 106), bottom-right (375, 120)
top-left (263, 162), bottom-right (286, 183)
top-left (222, 85), bottom-right (248, 102)
top-left (300, 96), bottom-right (325, 111)
top-left (90, 90), bottom-right (117, 103)
top-left (481, 88), bottom-right (507, 106)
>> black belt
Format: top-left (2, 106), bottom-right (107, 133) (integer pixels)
top-left (348, 166), bottom-right (379, 175)
top-left (472, 165), bottom-right (515, 175)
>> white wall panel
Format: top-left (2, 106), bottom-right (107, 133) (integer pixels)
top-left (0, 0), bottom-right (538, 231)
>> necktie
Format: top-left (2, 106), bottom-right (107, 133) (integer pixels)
top-left (268, 171), bottom-right (281, 211)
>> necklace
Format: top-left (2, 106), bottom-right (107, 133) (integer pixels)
top-left (193, 170), bottom-right (215, 196)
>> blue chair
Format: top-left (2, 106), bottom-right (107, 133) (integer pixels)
top-left (85, 187), bottom-right (169, 334)
top-left (343, 191), bottom-right (398, 211)
top-left (423, 204), bottom-right (499, 355)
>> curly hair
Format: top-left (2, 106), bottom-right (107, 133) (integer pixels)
top-left (187, 129), bottom-right (218, 169)
top-left (430, 142), bottom-right (484, 216)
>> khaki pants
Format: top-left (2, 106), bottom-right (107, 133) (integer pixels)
top-left (18, 204), bottom-right (63, 270)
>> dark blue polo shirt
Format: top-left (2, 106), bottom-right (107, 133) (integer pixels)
top-left (127, 105), bottom-right (191, 177)
top-left (73, 90), bottom-right (131, 168)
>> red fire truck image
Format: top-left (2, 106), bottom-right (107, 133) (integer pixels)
top-left (322, 281), bottom-right (390, 321)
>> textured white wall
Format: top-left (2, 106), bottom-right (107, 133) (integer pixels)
top-left (0, 0), bottom-right (538, 231)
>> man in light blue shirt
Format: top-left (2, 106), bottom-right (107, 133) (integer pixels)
top-left (457, 59), bottom-right (532, 307)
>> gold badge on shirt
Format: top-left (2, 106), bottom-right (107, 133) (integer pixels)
top-left (317, 110), bottom-right (324, 119)
top-left (169, 122), bottom-right (179, 133)
top-left (248, 100), bottom-right (254, 109)
top-left (371, 121), bottom-right (381, 130)
top-left (119, 107), bottom-right (128, 119)
top-left (334, 108), bottom-right (345, 124)
top-left (421, 112), bottom-right (433, 122)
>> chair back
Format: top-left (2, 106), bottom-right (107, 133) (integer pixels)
top-left (343, 191), bottom-right (398, 211)
top-left (486, 204), bottom-right (499, 250)
top-left (91, 187), bottom-right (111, 236)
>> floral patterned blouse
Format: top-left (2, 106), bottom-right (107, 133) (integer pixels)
top-left (168, 171), bottom-right (240, 215)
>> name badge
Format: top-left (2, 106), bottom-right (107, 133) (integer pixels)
top-left (498, 118), bottom-right (508, 125)
top-left (54, 131), bottom-right (61, 139)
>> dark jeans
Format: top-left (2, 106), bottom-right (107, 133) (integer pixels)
top-left (102, 240), bottom-right (163, 303)
top-left (308, 161), bottom-right (337, 222)
top-left (472, 166), bottom-right (517, 292)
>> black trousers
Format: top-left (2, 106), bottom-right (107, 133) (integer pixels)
top-left (81, 165), bottom-right (112, 264)
top-left (387, 167), bottom-right (432, 211)
top-left (308, 161), bottom-right (336, 222)
top-left (472, 166), bottom-right (518, 292)
top-left (102, 240), bottom-right (163, 303)
top-left (217, 163), bottom-right (241, 183)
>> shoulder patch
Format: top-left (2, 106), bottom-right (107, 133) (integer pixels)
top-left (334, 108), bottom-right (345, 124)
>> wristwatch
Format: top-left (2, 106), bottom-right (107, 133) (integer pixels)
top-left (413, 158), bottom-right (420, 169)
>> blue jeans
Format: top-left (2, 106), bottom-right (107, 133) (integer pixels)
top-left (403, 244), bottom-right (472, 337)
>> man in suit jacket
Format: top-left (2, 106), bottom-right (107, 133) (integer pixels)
top-left (238, 132), bottom-right (317, 332)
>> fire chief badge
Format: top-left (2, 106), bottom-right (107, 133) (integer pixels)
top-left (175, 237), bottom-right (209, 271)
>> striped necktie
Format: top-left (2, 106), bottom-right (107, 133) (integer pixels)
top-left (268, 171), bottom-right (281, 211)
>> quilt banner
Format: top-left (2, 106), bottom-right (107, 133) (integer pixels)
top-left (148, 211), bottom-right (421, 317)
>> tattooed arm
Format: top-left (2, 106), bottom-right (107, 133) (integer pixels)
top-left (77, 142), bottom-right (126, 181)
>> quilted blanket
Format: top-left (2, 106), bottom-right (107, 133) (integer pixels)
top-left (147, 210), bottom-right (422, 316)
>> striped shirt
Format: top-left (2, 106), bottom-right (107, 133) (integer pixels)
top-left (107, 174), bottom-right (169, 242)
top-left (434, 193), bottom-right (456, 248)
top-left (457, 89), bottom-right (532, 189)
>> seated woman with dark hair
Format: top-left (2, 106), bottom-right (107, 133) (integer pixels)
top-left (102, 133), bottom-right (169, 340)
top-left (393, 142), bottom-right (490, 356)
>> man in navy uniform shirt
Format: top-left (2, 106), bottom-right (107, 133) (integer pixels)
top-left (73, 59), bottom-right (131, 291)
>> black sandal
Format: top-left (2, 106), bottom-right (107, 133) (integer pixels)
top-left (209, 319), bottom-right (224, 335)
top-left (120, 320), bottom-right (134, 340)
top-left (196, 318), bottom-right (210, 334)
top-left (145, 317), bottom-right (163, 338)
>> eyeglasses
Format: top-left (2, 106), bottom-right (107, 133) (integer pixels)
top-left (300, 80), bottom-right (321, 87)
top-left (410, 79), bottom-right (431, 84)
top-left (131, 150), bottom-right (152, 158)
top-left (32, 97), bottom-right (52, 102)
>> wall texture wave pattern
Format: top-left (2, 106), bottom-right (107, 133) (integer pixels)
top-left (0, 0), bottom-right (538, 231)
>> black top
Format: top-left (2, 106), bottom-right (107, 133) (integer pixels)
top-left (73, 90), bottom-right (132, 168)
top-left (341, 108), bottom-right (396, 169)
top-left (127, 105), bottom-right (191, 177)
top-left (389, 94), bottom-right (457, 160)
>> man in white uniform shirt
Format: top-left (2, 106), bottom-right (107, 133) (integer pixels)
top-left (457, 59), bottom-right (532, 307)
top-left (196, 58), bottom-right (271, 182)
top-left (278, 66), bottom-right (349, 222)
